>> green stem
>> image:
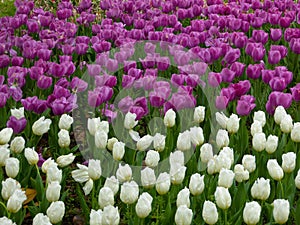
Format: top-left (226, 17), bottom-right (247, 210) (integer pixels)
top-left (279, 180), bottom-right (284, 198)
top-left (224, 210), bottom-right (228, 225)
top-left (0, 201), bottom-right (10, 218)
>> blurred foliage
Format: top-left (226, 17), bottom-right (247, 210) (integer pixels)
top-left (0, 0), bottom-right (16, 17)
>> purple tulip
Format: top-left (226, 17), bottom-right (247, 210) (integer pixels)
top-left (37, 76), bottom-right (52, 90)
top-left (262, 69), bottom-right (275, 84)
top-left (208, 72), bottom-right (222, 87)
top-left (0, 55), bottom-right (10, 68)
top-left (269, 77), bottom-right (287, 91)
top-left (230, 62), bottom-right (245, 77)
top-left (236, 96), bottom-right (256, 116)
top-left (220, 68), bottom-right (235, 83)
top-left (128, 68), bottom-right (143, 79)
top-left (291, 83), bottom-right (300, 102)
top-left (290, 38), bottom-right (300, 54)
top-left (62, 44), bottom-right (75, 55)
top-left (0, 92), bottom-right (8, 107)
top-left (21, 96), bottom-right (48, 114)
top-left (266, 91), bottom-right (292, 114)
top-left (220, 87), bottom-right (236, 101)
top-left (37, 49), bottom-right (52, 61)
top-left (51, 96), bottom-right (76, 115)
top-left (164, 92), bottom-right (195, 112)
top-left (229, 80), bottom-right (251, 98)
top-left (7, 116), bottom-right (27, 134)
top-left (50, 63), bottom-right (66, 78)
top-left (105, 59), bottom-right (118, 72)
top-left (279, 17), bottom-right (292, 28)
top-left (222, 48), bottom-right (240, 65)
top-left (215, 95), bottom-right (229, 110)
top-left (156, 56), bottom-right (170, 71)
top-left (27, 19), bottom-right (39, 33)
top-left (11, 56), bottom-right (24, 67)
top-left (70, 77), bottom-right (88, 93)
top-left (252, 30), bottom-right (268, 45)
top-left (75, 43), bottom-right (89, 55)
top-left (268, 50), bottom-right (281, 65)
top-left (270, 29), bottom-right (282, 42)
top-left (246, 63), bottom-right (264, 79)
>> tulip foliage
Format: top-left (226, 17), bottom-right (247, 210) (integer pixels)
top-left (1, 0), bottom-right (300, 224)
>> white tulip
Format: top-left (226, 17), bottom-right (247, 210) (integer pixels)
top-left (153, 133), bottom-right (165, 152)
top-left (137, 134), bottom-right (153, 151)
top-left (120, 181), bottom-right (139, 204)
top-left (207, 157), bottom-right (218, 175)
top-left (253, 110), bottom-right (266, 127)
top-left (99, 121), bottom-right (109, 134)
top-left (6, 189), bottom-right (27, 213)
top-left (10, 136), bottom-right (25, 154)
top-left (170, 165), bottom-right (186, 185)
top-left (252, 132), bottom-right (266, 152)
top-left (194, 106), bottom-right (205, 123)
top-left (0, 217), bottom-right (16, 225)
top-left (0, 145), bottom-right (10, 166)
top-left (46, 201), bottom-right (65, 224)
top-left (202, 201), bottom-right (218, 224)
top-left (32, 117), bottom-right (52, 136)
top-left (24, 147), bottom-right (39, 165)
top-left (42, 158), bottom-right (57, 173)
top-left (189, 173), bottom-right (205, 196)
top-left (274, 106), bottom-right (287, 125)
top-left (129, 130), bottom-right (140, 141)
top-left (71, 164), bottom-right (89, 183)
top-left (116, 164), bottom-right (132, 183)
top-left (273, 199), bottom-right (290, 224)
top-left (88, 117), bottom-right (101, 136)
top-left (102, 205), bottom-right (120, 225)
top-left (243, 201), bottom-right (261, 225)
top-left (0, 128), bottom-right (13, 145)
top-left (112, 141), bottom-right (125, 161)
top-left (175, 205), bottom-right (193, 225)
top-left (56, 153), bottom-right (75, 167)
top-left (58, 129), bottom-right (70, 148)
top-left (190, 127), bottom-right (204, 146)
top-left (234, 164), bottom-right (249, 182)
top-left (250, 120), bottom-right (263, 136)
top-left (5, 157), bottom-right (19, 178)
top-left (46, 165), bottom-right (62, 184)
top-left (216, 112), bottom-right (228, 129)
top-left (1, 178), bottom-right (21, 200)
top-left (135, 192), bottom-right (153, 218)
top-left (219, 147), bottom-right (234, 166)
top-left (177, 131), bottom-right (192, 151)
top-left (215, 154), bottom-right (231, 173)
top-left (282, 152), bottom-right (296, 173)
top-left (124, 112), bottom-right (138, 130)
top-left (170, 151), bottom-right (185, 167)
top-left (280, 114), bottom-right (293, 133)
top-left (214, 186), bottom-right (231, 210)
top-left (251, 177), bottom-right (270, 200)
top-left (98, 187), bottom-right (114, 209)
top-left (164, 109), bottom-right (176, 127)
top-left (156, 172), bottom-right (171, 195)
top-left (104, 176), bottom-right (119, 195)
top-left (33, 213), bottom-right (52, 225)
top-left (95, 129), bottom-right (108, 149)
top-left (83, 179), bottom-right (94, 196)
top-left (216, 129), bottom-right (229, 149)
top-left (267, 159), bottom-right (284, 181)
top-left (58, 114), bottom-right (73, 130)
top-left (145, 150), bottom-right (160, 167)
top-left (90, 209), bottom-right (103, 225)
top-left (200, 143), bottom-right (214, 163)
top-left (265, 135), bottom-right (278, 154)
top-left (218, 168), bottom-right (235, 188)
top-left (141, 167), bottom-right (156, 189)
top-left (11, 107), bottom-right (24, 119)
top-left (226, 114), bottom-right (240, 133)
top-left (295, 170), bottom-right (300, 189)
top-left (88, 159), bottom-right (101, 180)
top-left (46, 181), bottom-right (61, 202)
top-left (176, 187), bottom-right (190, 208)
top-left (242, 155), bottom-right (256, 173)
top-left (291, 122), bottom-right (300, 142)
top-left (107, 137), bottom-right (118, 151)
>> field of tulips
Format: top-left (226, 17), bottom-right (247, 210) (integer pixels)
top-left (1, 0), bottom-right (300, 224)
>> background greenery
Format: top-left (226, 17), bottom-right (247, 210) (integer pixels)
top-left (0, 0), bottom-right (15, 17)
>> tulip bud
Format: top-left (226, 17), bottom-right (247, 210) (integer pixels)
top-left (98, 187), bottom-right (114, 209)
top-left (1, 178), bottom-right (21, 200)
top-left (242, 155), bottom-right (256, 173)
top-left (218, 168), bottom-right (235, 188)
top-left (164, 109), bottom-right (176, 127)
top-left (226, 114), bottom-right (240, 133)
top-left (207, 157), bottom-right (218, 175)
top-left (56, 153), bottom-right (75, 167)
top-left (267, 159), bottom-right (284, 181)
top-left (265, 135), bottom-right (278, 154)
top-left (47, 165), bottom-right (62, 184)
top-left (295, 170), bottom-right (300, 189)
top-left (11, 107), bottom-right (24, 119)
top-left (7, 189), bottom-right (27, 213)
top-left (252, 133), bottom-right (266, 152)
top-left (24, 147), bottom-right (39, 165)
top-left (104, 176), bottom-right (119, 195)
top-left (250, 120), bottom-right (263, 136)
top-left (243, 201), bottom-right (261, 225)
top-left (234, 164), bottom-right (249, 182)
top-left (200, 143), bottom-right (214, 163)
top-left (177, 131), bottom-right (192, 151)
top-left (88, 159), bottom-right (101, 180)
top-left (107, 137), bottom-right (118, 151)
top-left (216, 129), bottom-right (229, 149)
top-left (32, 117), bottom-right (52, 136)
top-left (124, 112), bottom-right (138, 130)
top-left (253, 110), bottom-right (266, 127)
top-left (33, 213), bottom-right (52, 225)
top-left (274, 106), bottom-right (287, 124)
top-left (216, 112), bottom-right (228, 129)
top-left (0, 145), bottom-right (10, 166)
top-left (46, 181), bottom-right (61, 202)
top-left (145, 150), bottom-right (160, 167)
top-left (273, 199), bottom-right (290, 224)
top-left (202, 201), bottom-right (218, 225)
top-left (0, 128), bottom-right (13, 145)
top-left (214, 187), bottom-right (231, 210)
top-left (141, 167), bottom-right (156, 189)
top-left (90, 209), bottom-right (103, 225)
top-left (189, 173), bottom-right (205, 196)
top-left (194, 106), bottom-right (205, 123)
top-left (170, 150), bottom-right (185, 167)
top-left (120, 181), bottom-right (139, 204)
top-left (113, 141), bottom-right (125, 161)
top-left (46, 201), bottom-right (65, 224)
top-left (135, 192), bottom-right (153, 218)
top-left (71, 164), bottom-right (89, 183)
top-left (190, 127), bottom-right (204, 146)
top-left (58, 129), bottom-right (70, 148)
top-left (58, 114), bottom-right (73, 130)
top-left (137, 135), bottom-right (153, 151)
top-left (291, 122), bottom-right (300, 142)
top-left (280, 114), bottom-right (293, 133)
top-left (95, 129), bottom-right (108, 149)
top-left (176, 187), bottom-right (190, 208)
top-left (116, 164), bottom-right (132, 183)
top-left (87, 117), bottom-right (101, 136)
top-left (10, 137), bottom-right (25, 154)
top-left (153, 133), bottom-right (165, 152)
top-left (175, 205), bottom-right (193, 225)
top-left (102, 205), bottom-right (120, 225)
top-left (156, 172), bottom-right (171, 195)
top-left (281, 152), bottom-right (296, 173)
top-left (83, 179), bottom-right (93, 196)
top-left (5, 158), bottom-right (19, 178)
top-left (0, 217), bottom-right (16, 225)
top-left (251, 177), bottom-right (270, 200)
top-left (170, 165), bottom-right (187, 185)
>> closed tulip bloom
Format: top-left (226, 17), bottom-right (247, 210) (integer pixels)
top-left (295, 170), bottom-right (300, 189)
top-left (250, 121), bottom-right (263, 136)
top-left (141, 167), bottom-right (156, 189)
top-left (47, 165), bottom-right (62, 184)
top-left (71, 164), bottom-right (89, 183)
top-left (164, 109), bottom-right (176, 127)
top-left (124, 112), bottom-right (138, 130)
top-left (101, 205), bottom-right (120, 225)
top-left (83, 179), bottom-right (93, 196)
top-left (202, 201), bottom-right (218, 224)
top-left (135, 192), bottom-right (153, 218)
top-left (214, 187), bottom-right (232, 210)
top-left (253, 111), bottom-right (266, 127)
top-left (170, 165), bottom-right (187, 185)
top-left (252, 133), bottom-right (266, 152)
top-left (98, 187), bottom-right (114, 209)
top-left (5, 158), bottom-right (19, 178)
top-left (47, 201), bottom-right (65, 224)
top-left (200, 143), bottom-right (214, 163)
top-left (0, 216), bottom-right (16, 225)
top-left (88, 159), bottom-right (101, 180)
top-left (46, 181), bottom-right (61, 202)
top-left (177, 131), bottom-right (192, 151)
top-left (0, 128), bottom-right (13, 145)
top-left (243, 201), bottom-right (261, 225)
top-left (251, 178), bottom-right (270, 200)
top-left (120, 181), bottom-right (139, 204)
top-left (280, 114), bottom-right (293, 133)
top-left (90, 209), bottom-right (103, 225)
top-left (58, 129), bottom-right (70, 148)
top-left (25, 147), bottom-right (39, 165)
top-left (113, 141), bottom-right (125, 161)
top-left (273, 199), bottom-right (290, 224)
top-left (107, 137), bottom-right (118, 151)
top-left (116, 164), bottom-right (132, 183)
top-left (32, 117), bottom-right (52, 136)
top-left (265, 135), bottom-right (278, 154)
top-left (282, 152), bottom-right (296, 173)
top-left (190, 127), bottom-right (204, 146)
top-left (215, 112), bottom-right (228, 129)
top-left (270, 29), bottom-right (282, 42)
top-left (267, 159), bottom-right (284, 181)
top-left (219, 147), bottom-right (234, 166)
top-left (7, 189), bottom-right (27, 213)
top-left (242, 155), bottom-right (256, 173)
top-left (194, 106), bottom-right (205, 123)
top-left (145, 150), bottom-right (160, 167)
top-left (95, 129), bottom-right (108, 149)
top-left (189, 173), bottom-right (205, 196)
top-left (175, 205), bottom-right (193, 225)
top-left (170, 151), bottom-right (185, 167)
top-left (137, 135), bottom-right (153, 151)
top-left (11, 107), bottom-right (24, 119)
top-left (10, 137), bottom-right (25, 154)
top-left (291, 122), bottom-right (300, 142)
top-left (234, 164), bottom-right (249, 182)
top-left (99, 121), bottom-right (109, 134)
top-left (274, 106), bottom-right (287, 125)
top-left (216, 129), bottom-right (229, 149)
top-left (104, 176), bottom-right (119, 195)
top-left (1, 178), bottom-right (21, 200)
top-left (87, 118), bottom-right (101, 136)
top-left (176, 187), bottom-right (190, 208)
top-left (33, 213), bottom-right (52, 225)
top-left (58, 114), bottom-right (73, 130)
top-left (226, 114), bottom-right (240, 133)
top-left (218, 168), bottom-right (235, 188)
top-left (56, 153), bottom-right (75, 167)
top-left (153, 133), bottom-right (165, 152)
top-left (0, 145), bottom-right (10, 166)
top-left (156, 172), bottom-right (171, 195)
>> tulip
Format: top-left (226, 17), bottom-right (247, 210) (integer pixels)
top-left (0, 146), bottom-right (10, 166)
top-left (116, 164), bottom-right (132, 183)
top-left (98, 187), bottom-right (114, 209)
top-left (120, 181), bottom-right (139, 204)
top-left (102, 205), bottom-right (120, 225)
top-left (58, 114), bottom-right (73, 130)
top-left (234, 164), bottom-right (249, 182)
top-left (83, 179), bottom-right (94, 196)
top-left (7, 189), bottom-right (27, 213)
top-left (72, 164), bottom-right (89, 184)
top-left (104, 176), bottom-right (119, 196)
top-left (145, 150), bottom-right (160, 167)
top-left (156, 172), bottom-right (171, 195)
top-left (164, 109), bottom-right (176, 127)
top-left (170, 165), bottom-right (187, 185)
top-left (282, 152), bottom-right (296, 173)
top-left (253, 111), bottom-right (266, 127)
top-left (1, 178), bottom-right (21, 200)
top-left (87, 118), bottom-right (101, 136)
top-left (216, 129), bottom-right (229, 149)
top-left (124, 112), bottom-right (138, 130)
top-left (252, 133), bottom-right (266, 152)
top-left (153, 133), bottom-right (166, 152)
top-left (274, 106), bottom-right (287, 124)
top-left (90, 209), bottom-right (103, 225)
top-left (251, 178), bottom-right (270, 200)
top-left (243, 201), bottom-right (261, 225)
top-left (42, 158), bottom-right (58, 174)
top-left (175, 205), bottom-right (193, 225)
top-left (46, 181), bottom-right (61, 202)
top-left (137, 135), bottom-right (153, 151)
top-left (56, 153), bottom-right (75, 167)
top-left (193, 106), bottom-right (205, 123)
top-left (200, 143), bottom-right (214, 163)
top-left (295, 170), bottom-right (300, 189)
top-left (218, 168), bottom-right (235, 188)
top-left (47, 165), bottom-right (62, 184)
top-left (24, 147), bottom-right (39, 165)
top-left (280, 114), bottom-right (293, 133)
top-left (88, 159), bottom-right (101, 180)
top-left (214, 187), bottom-right (231, 210)
top-left (250, 120), bottom-right (263, 136)
top-left (216, 112), bottom-right (229, 129)
top-left (135, 192), bottom-right (153, 218)
top-left (190, 127), bottom-right (204, 146)
top-left (176, 131), bottom-right (192, 151)
top-left (107, 137), bottom-right (118, 151)
top-left (0, 128), bottom-right (13, 145)
top-left (33, 213), bottom-right (52, 225)
top-left (5, 158), bottom-right (19, 178)
top-left (226, 114), bottom-right (240, 133)
top-left (242, 155), bottom-right (256, 173)
top-left (58, 129), bottom-right (71, 148)
top-left (202, 201), bottom-right (218, 224)
top-left (189, 173), bottom-right (205, 196)
top-left (219, 147), bottom-right (234, 166)
top-left (32, 117), bottom-right (52, 136)
top-left (112, 141), bottom-right (125, 161)
top-left (95, 129), bottom-right (108, 149)
top-left (291, 123), bottom-right (300, 142)
top-left (141, 167), bottom-right (156, 189)
top-left (46, 201), bottom-right (65, 224)
top-left (10, 137), bottom-right (25, 154)
top-left (265, 135), bottom-right (278, 154)
top-left (273, 199), bottom-right (290, 224)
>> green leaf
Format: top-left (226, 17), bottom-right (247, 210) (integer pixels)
top-left (76, 183), bottom-right (90, 222)
top-left (28, 205), bottom-right (40, 218)
top-left (296, 199), bottom-right (300, 225)
top-left (231, 182), bottom-right (247, 212)
top-left (35, 171), bottom-right (45, 202)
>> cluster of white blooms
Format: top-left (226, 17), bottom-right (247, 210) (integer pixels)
top-left (216, 112), bottom-right (240, 134)
top-left (88, 117), bottom-right (110, 150)
top-left (57, 114), bottom-right (73, 148)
